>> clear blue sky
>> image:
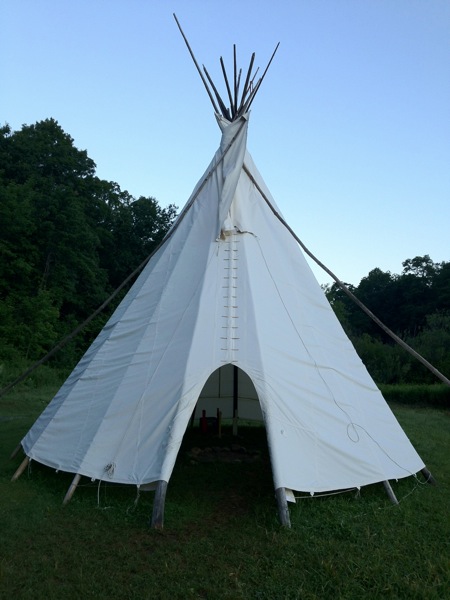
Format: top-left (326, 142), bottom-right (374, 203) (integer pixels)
top-left (2, 0), bottom-right (449, 286)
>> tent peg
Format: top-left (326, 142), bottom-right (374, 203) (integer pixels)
top-left (383, 480), bottom-right (399, 505)
top-left (151, 480), bottom-right (168, 529)
top-left (421, 467), bottom-right (437, 485)
top-left (275, 487), bottom-right (291, 527)
top-left (11, 456), bottom-right (30, 481)
top-left (63, 473), bottom-right (82, 505)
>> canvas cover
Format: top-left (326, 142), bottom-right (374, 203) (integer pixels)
top-left (22, 114), bottom-right (424, 493)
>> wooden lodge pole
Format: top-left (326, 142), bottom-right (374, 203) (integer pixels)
top-left (383, 480), bottom-right (399, 505)
top-left (11, 456), bottom-right (30, 481)
top-left (421, 467), bottom-right (437, 485)
top-left (10, 443), bottom-right (22, 459)
top-left (151, 480), bottom-right (168, 529)
top-left (275, 487), bottom-right (291, 527)
top-left (63, 473), bottom-right (82, 505)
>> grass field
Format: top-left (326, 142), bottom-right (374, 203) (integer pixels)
top-left (1, 384), bottom-right (449, 599)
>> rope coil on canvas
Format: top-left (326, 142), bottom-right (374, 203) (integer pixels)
top-left (252, 233), bottom-right (423, 478)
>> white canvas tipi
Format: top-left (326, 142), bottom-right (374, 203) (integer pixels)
top-left (15, 43), bottom-right (428, 527)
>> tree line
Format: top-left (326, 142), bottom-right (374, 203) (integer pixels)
top-left (324, 257), bottom-right (450, 384)
top-left (1, 119), bottom-right (449, 384)
top-left (0, 119), bottom-right (176, 366)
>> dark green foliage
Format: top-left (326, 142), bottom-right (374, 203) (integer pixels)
top-left (325, 257), bottom-right (450, 385)
top-left (379, 384), bottom-right (450, 408)
top-left (404, 312), bottom-right (450, 383)
top-left (354, 334), bottom-right (408, 384)
top-left (0, 119), bottom-right (176, 366)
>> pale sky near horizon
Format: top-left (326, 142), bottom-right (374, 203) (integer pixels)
top-left (2, 1), bottom-right (449, 286)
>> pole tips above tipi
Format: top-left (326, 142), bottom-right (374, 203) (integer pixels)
top-left (173, 13), bottom-right (280, 121)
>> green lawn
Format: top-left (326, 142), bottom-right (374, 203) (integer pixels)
top-left (1, 384), bottom-right (449, 599)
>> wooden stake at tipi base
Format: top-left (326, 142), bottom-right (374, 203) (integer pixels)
top-left (421, 467), bottom-right (437, 485)
top-left (63, 473), bottom-right (82, 505)
top-left (275, 487), bottom-right (291, 528)
top-left (11, 456), bottom-right (30, 481)
top-left (383, 480), bottom-right (399, 505)
top-left (151, 480), bottom-right (168, 529)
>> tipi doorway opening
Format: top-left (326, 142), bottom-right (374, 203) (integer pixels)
top-left (192, 364), bottom-right (263, 435)
top-left (161, 364), bottom-right (275, 524)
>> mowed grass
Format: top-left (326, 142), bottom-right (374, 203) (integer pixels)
top-left (1, 384), bottom-right (449, 599)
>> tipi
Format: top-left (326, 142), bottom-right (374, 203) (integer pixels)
top-left (14, 36), bottom-right (430, 528)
